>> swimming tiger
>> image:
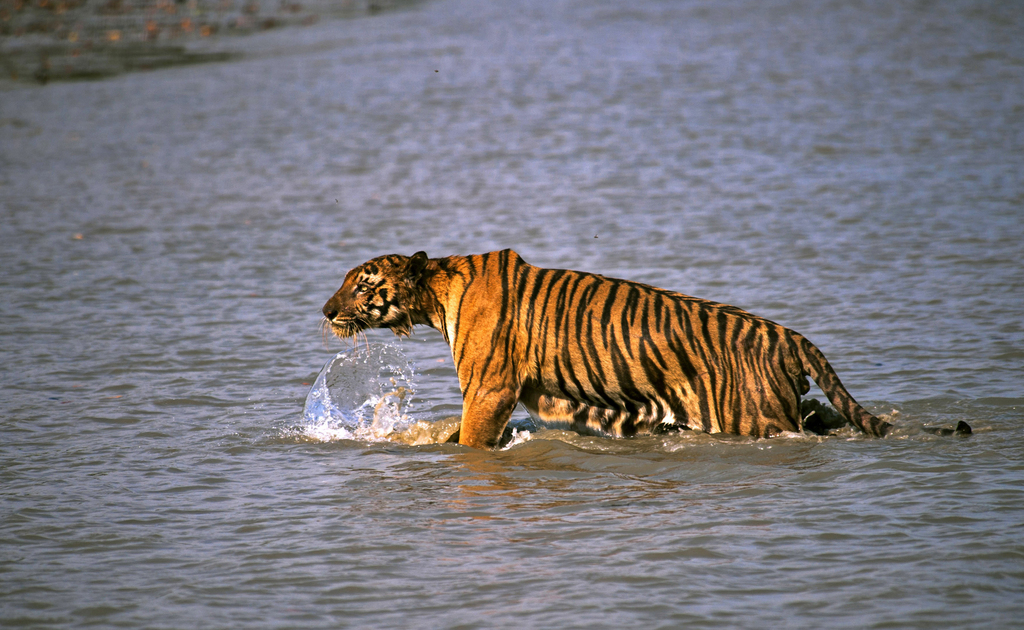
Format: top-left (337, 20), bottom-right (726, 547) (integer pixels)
top-left (321, 249), bottom-right (893, 449)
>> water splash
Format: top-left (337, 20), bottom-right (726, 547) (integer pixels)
top-left (501, 428), bottom-right (533, 450)
top-left (301, 343), bottom-right (417, 442)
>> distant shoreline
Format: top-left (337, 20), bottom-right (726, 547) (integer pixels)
top-left (0, 0), bottom-right (416, 83)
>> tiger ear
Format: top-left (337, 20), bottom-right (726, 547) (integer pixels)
top-left (407, 251), bottom-right (429, 285)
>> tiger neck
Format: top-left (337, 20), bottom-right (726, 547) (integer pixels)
top-left (409, 261), bottom-right (456, 345)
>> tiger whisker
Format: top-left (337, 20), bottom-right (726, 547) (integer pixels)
top-left (319, 317), bottom-right (332, 349)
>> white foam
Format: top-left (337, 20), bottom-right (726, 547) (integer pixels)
top-left (501, 428), bottom-right (533, 450)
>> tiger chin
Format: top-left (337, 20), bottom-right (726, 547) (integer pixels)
top-left (322, 249), bottom-right (967, 449)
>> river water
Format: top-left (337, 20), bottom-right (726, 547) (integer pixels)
top-left (2, 0), bottom-right (1023, 627)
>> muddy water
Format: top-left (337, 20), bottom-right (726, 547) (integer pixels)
top-left (2, 0), bottom-right (1023, 627)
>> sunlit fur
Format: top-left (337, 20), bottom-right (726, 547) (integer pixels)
top-left (322, 254), bottom-right (421, 341)
top-left (322, 249), bottom-right (892, 449)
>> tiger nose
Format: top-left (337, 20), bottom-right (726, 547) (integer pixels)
top-left (323, 304), bottom-right (338, 320)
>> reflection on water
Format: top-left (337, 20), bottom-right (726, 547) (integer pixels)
top-left (1, 0), bottom-right (1023, 627)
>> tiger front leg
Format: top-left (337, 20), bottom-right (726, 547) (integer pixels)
top-left (454, 387), bottom-right (520, 449)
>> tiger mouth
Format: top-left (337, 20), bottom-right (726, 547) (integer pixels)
top-left (324, 316), bottom-right (368, 339)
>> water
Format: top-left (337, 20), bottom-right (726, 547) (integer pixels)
top-left (300, 344), bottom-right (420, 442)
top-left (2, 0), bottom-right (1023, 627)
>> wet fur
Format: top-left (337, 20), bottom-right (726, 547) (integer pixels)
top-left (322, 249), bottom-right (893, 449)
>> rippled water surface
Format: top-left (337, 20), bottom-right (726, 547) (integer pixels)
top-left (2, 0), bottom-right (1023, 627)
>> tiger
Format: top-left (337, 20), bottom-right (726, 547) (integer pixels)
top-left (321, 249), bottom-right (893, 449)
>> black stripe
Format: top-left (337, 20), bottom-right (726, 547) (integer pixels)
top-left (695, 307), bottom-right (715, 432)
top-left (713, 309), bottom-right (734, 427)
top-left (652, 292), bottom-right (666, 337)
top-left (569, 278), bottom-right (610, 405)
top-left (666, 299), bottom-right (700, 381)
top-left (523, 267), bottom-right (549, 340)
top-left (496, 250), bottom-right (512, 333)
top-left (583, 315), bottom-right (617, 408)
top-left (553, 272), bottom-right (583, 339)
top-left (536, 269), bottom-right (567, 368)
top-left (513, 256), bottom-right (531, 313)
top-left (638, 341), bottom-right (666, 401)
top-left (552, 353), bottom-right (570, 397)
top-left (619, 286), bottom-right (641, 359)
top-left (608, 341), bottom-right (644, 414)
top-left (600, 280), bottom-right (621, 349)
top-left (556, 275), bottom-right (593, 400)
top-left (450, 260), bottom-right (478, 351)
top-left (573, 276), bottom-right (599, 344)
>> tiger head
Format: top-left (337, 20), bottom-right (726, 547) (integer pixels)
top-left (322, 251), bottom-right (430, 339)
